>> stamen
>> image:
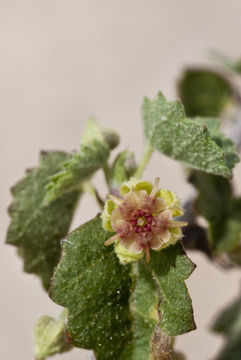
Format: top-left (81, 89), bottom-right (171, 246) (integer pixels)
top-left (138, 209), bottom-right (144, 217)
top-left (146, 214), bottom-right (153, 223)
top-left (169, 220), bottom-right (188, 228)
top-left (104, 234), bottom-right (120, 246)
top-left (150, 177), bottom-right (160, 198)
top-left (143, 225), bottom-right (149, 232)
top-left (144, 247), bottom-right (150, 263)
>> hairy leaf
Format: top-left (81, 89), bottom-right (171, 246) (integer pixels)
top-left (50, 216), bottom-right (132, 360)
top-left (192, 116), bottom-right (239, 169)
top-left (150, 244), bottom-right (196, 335)
top-left (46, 118), bottom-right (119, 202)
top-left (142, 93), bottom-right (234, 177)
top-left (6, 151), bottom-right (80, 290)
top-left (50, 216), bottom-right (195, 360)
top-left (190, 171), bottom-right (241, 253)
top-left (121, 245), bottom-right (195, 360)
top-left (178, 69), bottom-right (233, 116)
top-left (120, 261), bottom-right (171, 360)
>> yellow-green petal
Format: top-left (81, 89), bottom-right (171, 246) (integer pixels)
top-left (120, 177), bottom-right (153, 197)
top-left (158, 188), bottom-right (183, 217)
top-left (114, 241), bottom-right (144, 264)
top-left (101, 199), bottom-right (117, 232)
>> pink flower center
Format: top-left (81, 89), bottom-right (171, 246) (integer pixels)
top-left (130, 209), bottom-right (153, 235)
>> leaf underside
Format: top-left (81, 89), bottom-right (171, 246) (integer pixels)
top-left (6, 151), bottom-right (80, 290)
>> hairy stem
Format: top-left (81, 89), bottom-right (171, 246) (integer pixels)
top-left (82, 182), bottom-right (105, 209)
top-left (134, 143), bottom-right (154, 179)
top-left (103, 163), bottom-right (111, 190)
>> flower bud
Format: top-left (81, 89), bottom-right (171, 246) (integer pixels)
top-left (34, 313), bottom-right (72, 360)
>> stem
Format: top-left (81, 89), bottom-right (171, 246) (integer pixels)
top-left (82, 182), bottom-right (105, 209)
top-left (103, 163), bottom-right (111, 190)
top-left (134, 143), bottom-right (154, 179)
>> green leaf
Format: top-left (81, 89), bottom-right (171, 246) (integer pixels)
top-left (45, 118), bottom-right (119, 202)
top-left (109, 150), bottom-right (137, 190)
top-left (192, 116), bottom-right (221, 132)
top-left (213, 293), bottom-right (241, 360)
top-left (121, 245), bottom-right (195, 360)
top-left (120, 260), bottom-right (171, 360)
top-left (149, 244), bottom-right (196, 335)
top-left (215, 333), bottom-right (241, 360)
top-left (191, 117), bottom-right (239, 169)
top-left (50, 216), bottom-right (195, 360)
top-left (189, 171), bottom-right (241, 253)
top-left (6, 151), bottom-right (80, 290)
top-left (178, 69), bottom-right (233, 116)
top-left (142, 92), bottom-right (234, 177)
top-left (213, 293), bottom-right (241, 336)
top-left (50, 216), bottom-right (133, 360)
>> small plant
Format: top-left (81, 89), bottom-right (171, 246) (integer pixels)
top-left (6, 54), bottom-right (241, 360)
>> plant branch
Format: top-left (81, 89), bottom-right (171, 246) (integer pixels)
top-left (82, 182), bottom-right (105, 210)
top-left (134, 143), bottom-right (154, 179)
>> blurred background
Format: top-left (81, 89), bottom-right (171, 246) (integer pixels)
top-left (1, 1), bottom-right (241, 359)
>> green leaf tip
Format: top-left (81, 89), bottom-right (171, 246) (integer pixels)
top-left (82, 117), bottom-right (120, 150)
top-left (45, 118), bottom-right (119, 203)
top-left (142, 92), bottom-right (236, 178)
top-left (191, 116), bottom-right (240, 170)
top-left (34, 312), bottom-right (72, 360)
top-left (6, 151), bottom-right (81, 290)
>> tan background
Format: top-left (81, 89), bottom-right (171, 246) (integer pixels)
top-left (1, 1), bottom-right (241, 359)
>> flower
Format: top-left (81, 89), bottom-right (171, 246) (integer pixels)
top-left (101, 177), bottom-right (187, 264)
